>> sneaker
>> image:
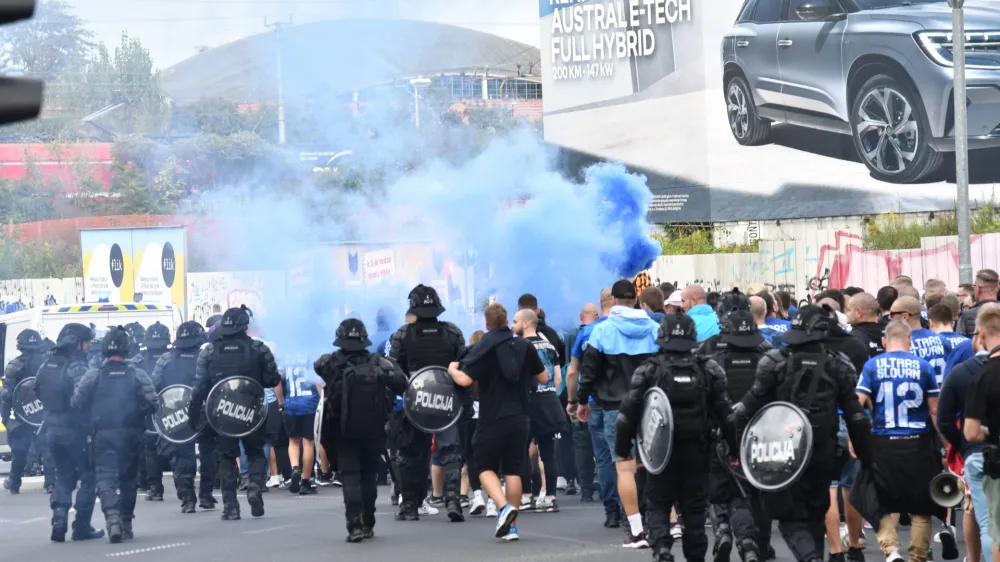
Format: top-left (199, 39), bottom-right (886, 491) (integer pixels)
top-left (520, 493), bottom-right (533, 509)
top-left (494, 504), bottom-right (518, 538)
top-left (847, 547), bottom-right (866, 562)
top-left (460, 495), bottom-right (470, 508)
top-left (830, 553), bottom-right (847, 562)
top-left (670, 523), bottom-right (683, 540)
top-left (470, 491), bottom-right (487, 516)
top-left (418, 499), bottom-right (440, 516)
top-left (346, 528), bottom-right (365, 543)
top-left (289, 469), bottom-right (302, 494)
top-left (279, 478), bottom-right (291, 489)
top-left (391, 494), bottom-right (399, 507)
top-left (318, 472), bottom-right (333, 487)
top-left (427, 496), bottom-right (445, 508)
top-left (886, 549), bottom-right (905, 562)
top-left (624, 530), bottom-right (650, 549)
top-left (501, 525), bottom-right (520, 541)
top-left (938, 526), bottom-right (959, 561)
top-left (266, 475), bottom-right (282, 488)
top-left (565, 480), bottom-right (578, 496)
top-left (486, 499), bottom-right (498, 517)
top-left (604, 511), bottom-right (622, 528)
top-left (535, 496), bottom-right (560, 512)
top-left (237, 477), bottom-right (249, 492)
top-left (331, 472), bottom-right (343, 487)
top-left (299, 480), bottom-right (317, 495)
top-left (557, 476), bottom-right (568, 491)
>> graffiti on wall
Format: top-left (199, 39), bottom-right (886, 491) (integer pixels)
top-left (0, 278), bottom-right (83, 313)
top-left (187, 272), bottom-right (286, 326)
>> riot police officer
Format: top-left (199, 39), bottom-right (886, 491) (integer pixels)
top-left (150, 321), bottom-right (208, 513)
top-left (136, 321), bottom-right (171, 501)
top-left (189, 306), bottom-right (282, 520)
top-left (698, 289), bottom-right (751, 356)
top-left (706, 309), bottom-right (773, 562)
top-left (34, 323), bottom-right (104, 543)
top-left (316, 318), bottom-right (409, 542)
top-left (730, 305), bottom-right (874, 562)
top-left (386, 285), bottom-right (466, 521)
top-left (72, 327), bottom-right (158, 544)
top-left (1, 329), bottom-right (46, 494)
top-left (616, 313), bottom-right (737, 562)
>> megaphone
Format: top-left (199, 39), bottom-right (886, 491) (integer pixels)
top-left (929, 472), bottom-right (965, 508)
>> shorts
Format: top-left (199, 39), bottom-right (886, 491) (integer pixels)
top-left (984, 475), bottom-right (1000, 544)
top-left (283, 414), bottom-right (315, 441)
top-left (831, 457), bottom-right (860, 488)
top-left (473, 416), bottom-right (531, 476)
top-left (264, 403), bottom-right (282, 442)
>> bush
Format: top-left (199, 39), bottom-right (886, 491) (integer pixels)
top-left (0, 231), bottom-right (81, 280)
top-left (654, 226), bottom-right (760, 255)
top-left (863, 202), bottom-right (1000, 250)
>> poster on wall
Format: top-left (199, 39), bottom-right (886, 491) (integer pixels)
top-left (80, 227), bottom-right (188, 316)
top-left (540, 0), bottom-right (1000, 222)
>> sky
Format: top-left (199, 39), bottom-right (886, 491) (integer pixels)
top-left (71, 0), bottom-right (542, 69)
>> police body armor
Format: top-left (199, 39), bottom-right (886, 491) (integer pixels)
top-left (404, 322), bottom-right (454, 374)
top-left (716, 344), bottom-right (764, 407)
top-left (161, 350), bottom-right (199, 389)
top-left (659, 355), bottom-right (710, 441)
top-left (775, 349), bottom-right (838, 442)
top-left (6, 352), bottom-right (45, 428)
top-left (35, 355), bottom-right (74, 415)
top-left (93, 363), bottom-right (143, 431)
top-left (340, 356), bottom-right (388, 437)
top-left (210, 338), bottom-right (263, 386)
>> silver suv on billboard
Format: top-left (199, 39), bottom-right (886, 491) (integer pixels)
top-left (721, 0), bottom-right (1000, 183)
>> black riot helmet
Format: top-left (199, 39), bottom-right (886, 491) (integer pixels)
top-left (125, 323), bottom-right (147, 346)
top-left (334, 318), bottom-right (372, 352)
top-left (146, 322), bottom-right (171, 351)
top-left (102, 326), bottom-right (132, 358)
top-left (219, 305), bottom-right (253, 336)
top-left (719, 309), bottom-right (764, 349)
top-left (780, 304), bottom-right (832, 346)
top-left (173, 321), bottom-right (206, 349)
top-left (407, 284), bottom-right (445, 319)
top-left (16, 329), bottom-right (42, 352)
top-left (717, 288), bottom-right (750, 317)
top-left (656, 312), bottom-right (699, 353)
top-left (55, 323), bottom-right (95, 349)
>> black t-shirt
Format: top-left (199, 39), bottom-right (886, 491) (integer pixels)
top-left (463, 340), bottom-right (545, 422)
top-left (965, 355), bottom-right (1000, 446)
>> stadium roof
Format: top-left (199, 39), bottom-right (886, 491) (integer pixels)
top-left (161, 19), bottom-right (542, 105)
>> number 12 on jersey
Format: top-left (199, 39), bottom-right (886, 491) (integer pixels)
top-left (875, 381), bottom-right (924, 430)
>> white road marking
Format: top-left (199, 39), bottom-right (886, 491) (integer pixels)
top-left (17, 517), bottom-right (49, 524)
top-left (242, 524), bottom-right (295, 535)
top-left (106, 543), bottom-right (189, 557)
top-left (517, 531), bottom-right (596, 546)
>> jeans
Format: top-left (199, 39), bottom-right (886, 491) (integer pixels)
top-left (239, 443), bottom-right (249, 479)
top-left (966, 452), bottom-right (995, 561)
top-left (588, 403), bottom-right (620, 516)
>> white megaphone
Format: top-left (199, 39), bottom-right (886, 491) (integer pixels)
top-left (929, 472), bottom-right (965, 508)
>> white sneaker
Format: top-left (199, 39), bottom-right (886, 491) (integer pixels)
top-left (266, 475), bottom-right (282, 488)
top-left (934, 532), bottom-right (943, 544)
top-left (840, 522), bottom-right (849, 548)
top-left (556, 476), bottom-right (568, 491)
top-left (887, 548), bottom-right (905, 562)
top-left (470, 491), bottom-right (486, 516)
top-left (486, 498), bottom-right (498, 517)
top-left (418, 499), bottom-right (440, 515)
top-left (534, 496), bottom-right (555, 511)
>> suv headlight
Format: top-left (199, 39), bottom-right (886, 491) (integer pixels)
top-left (915, 31), bottom-right (1000, 70)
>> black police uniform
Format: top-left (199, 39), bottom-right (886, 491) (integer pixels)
top-left (617, 313), bottom-right (737, 562)
top-left (189, 306), bottom-right (282, 520)
top-left (732, 306), bottom-right (874, 562)
top-left (1, 329), bottom-right (46, 493)
top-left (135, 322), bottom-right (172, 501)
top-left (150, 321), bottom-right (207, 513)
top-left (72, 327), bottom-right (159, 543)
top-left (317, 319), bottom-right (409, 542)
top-left (386, 285), bottom-right (466, 521)
top-left (34, 324), bottom-right (103, 542)
top-left (702, 310), bottom-right (773, 562)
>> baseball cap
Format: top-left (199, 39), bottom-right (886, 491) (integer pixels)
top-left (612, 279), bottom-right (637, 300)
top-left (666, 290), bottom-right (683, 307)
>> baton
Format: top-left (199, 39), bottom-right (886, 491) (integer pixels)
top-left (714, 432), bottom-right (748, 500)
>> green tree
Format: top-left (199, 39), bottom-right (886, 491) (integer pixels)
top-left (81, 33), bottom-right (167, 136)
top-left (0, 230), bottom-right (81, 280)
top-left (170, 98), bottom-right (278, 138)
top-left (0, 0), bottom-right (93, 79)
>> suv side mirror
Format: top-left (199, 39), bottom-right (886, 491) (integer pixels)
top-left (795, 0), bottom-right (844, 21)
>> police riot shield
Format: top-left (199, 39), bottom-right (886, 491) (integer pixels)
top-left (313, 393), bottom-right (325, 448)
top-left (403, 366), bottom-right (463, 433)
top-left (145, 412), bottom-right (158, 435)
top-left (153, 385), bottom-right (203, 444)
top-left (204, 376), bottom-right (268, 438)
top-left (739, 401), bottom-right (814, 492)
top-left (11, 377), bottom-right (44, 427)
top-left (637, 387), bottom-right (674, 475)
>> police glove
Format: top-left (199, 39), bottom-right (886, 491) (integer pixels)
top-left (726, 402), bottom-right (747, 428)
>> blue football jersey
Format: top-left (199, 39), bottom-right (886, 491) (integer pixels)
top-left (856, 350), bottom-right (939, 436)
top-left (764, 318), bottom-right (791, 333)
top-left (910, 328), bottom-right (952, 385)
top-left (282, 358), bottom-right (320, 416)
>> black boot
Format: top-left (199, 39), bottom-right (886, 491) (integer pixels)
top-left (51, 508), bottom-right (69, 543)
top-left (181, 499), bottom-right (197, 514)
top-left (221, 504), bottom-right (241, 521)
top-left (446, 498), bottom-right (464, 522)
top-left (107, 515), bottom-right (123, 544)
top-left (247, 487), bottom-right (265, 518)
top-left (121, 520), bottom-right (133, 541)
top-left (346, 528), bottom-right (365, 543)
top-left (714, 524), bottom-right (734, 562)
top-left (395, 502), bottom-right (419, 521)
top-left (146, 488), bottom-right (164, 502)
top-left (655, 547), bottom-right (675, 562)
top-left (71, 521), bottom-right (106, 541)
top-left (199, 495), bottom-right (218, 510)
top-left (362, 527), bottom-right (374, 539)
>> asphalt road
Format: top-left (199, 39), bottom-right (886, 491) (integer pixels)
top-left (0, 481), bottom-right (962, 562)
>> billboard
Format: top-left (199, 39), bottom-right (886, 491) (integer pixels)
top-left (540, 0), bottom-right (1000, 222)
top-left (81, 227), bottom-right (187, 315)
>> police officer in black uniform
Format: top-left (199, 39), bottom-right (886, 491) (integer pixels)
top-left (617, 313), bottom-right (736, 562)
top-left (34, 323), bottom-right (104, 543)
top-left (72, 327), bottom-right (159, 543)
top-left (135, 322), bottom-right (171, 501)
top-left (386, 285), bottom-right (466, 521)
top-left (705, 309), bottom-right (773, 562)
top-left (2, 329), bottom-right (46, 494)
top-left (730, 305), bottom-right (874, 562)
top-left (316, 318), bottom-right (409, 542)
top-left (150, 321), bottom-right (208, 513)
top-left (189, 306), bottom-right (282, 521)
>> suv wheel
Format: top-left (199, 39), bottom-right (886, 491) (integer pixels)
top-left (726, 75), bottom-right (771, 146)
top-left (850, 74), bottom-right (943, 183)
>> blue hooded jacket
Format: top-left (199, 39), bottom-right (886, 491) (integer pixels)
top-left (687, 304), bottom-right (720, 342)
top-left (578, 306), bottom-right (660, 404)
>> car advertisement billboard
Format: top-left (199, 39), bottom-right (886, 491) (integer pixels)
top-left (539, 0), bottom-right (1000, 222)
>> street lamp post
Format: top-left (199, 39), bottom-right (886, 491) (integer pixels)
top-left (409, 77), bottom-right (431, 129)
top-left (948, 0), bottom-right (972, 285)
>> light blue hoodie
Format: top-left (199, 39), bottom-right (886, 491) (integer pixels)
top-left (687, 304), bottom-right (720, 342)
top-left (587, 306), bottom-right (661, 355)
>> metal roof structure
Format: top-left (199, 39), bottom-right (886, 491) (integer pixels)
top-left (161, 19), bottom-right (542, 105)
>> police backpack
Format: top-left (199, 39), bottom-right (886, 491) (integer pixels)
top-left (339, 356), bottom-right (387, 437)
top-left (777, 349), bottom-right (838, 440)
top-left (657, 355), bottom-right (709, 441)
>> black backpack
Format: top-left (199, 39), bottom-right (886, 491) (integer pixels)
top-left (658, 355), bottom-right (710, 441)
top-left (778, 349), bottom-right (838, 441)
top-left (339, 356), bottom-right (386, 437)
